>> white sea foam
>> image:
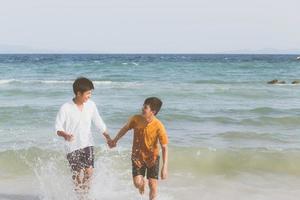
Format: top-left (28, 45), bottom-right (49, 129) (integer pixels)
top-left (1, 145), bottom-right (300, 200)
top-left (0, 79), bottom-right (72, 85)
top-left (0, 79), bottom-right (15, 84)
top-left (273, 83), bottom-right (300, 86)
top-left (93, 80), bottom-right (113, 85)
top-left (0, 79), bottom-right (142, 88)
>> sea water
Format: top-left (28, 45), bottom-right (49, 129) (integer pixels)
top-left (1, 54), bottom-right (300, 199)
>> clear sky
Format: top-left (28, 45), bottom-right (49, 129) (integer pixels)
top-left (0, 0), bottom-right (299, 53)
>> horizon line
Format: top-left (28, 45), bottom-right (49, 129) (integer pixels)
top-left (0, 52), bottom-right (300, 55)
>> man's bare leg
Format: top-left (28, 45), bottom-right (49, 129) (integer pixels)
top-left (133, 175), bottom-right (146, 195)
top-left (82, 167), bottom-right (93, 191)
top-left (72, 169), bottom-right (83, 191)
top-left (148, 178), bottom-right (158, 200)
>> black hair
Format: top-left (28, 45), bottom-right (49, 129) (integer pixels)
top-left (73, 77), bottom-right (94, 95)
top-left (144, 97), bottom-right (163, 115)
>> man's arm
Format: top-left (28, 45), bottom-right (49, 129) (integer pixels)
top-left (158, 123), bottom-right (168, 180)
top-left (103, 131), bottom-right (112, 143)
top-left (161, 144), bottom-right (168, 179)
top-left (55, 106), bottom-right (74, 141)
top-left (91, 103), bottom-right (113, 144)
top-left (111, 123), bottom-right (131, 147)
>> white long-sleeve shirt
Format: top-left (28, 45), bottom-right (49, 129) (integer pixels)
top-left (55, 99), bottom-right (107, 153)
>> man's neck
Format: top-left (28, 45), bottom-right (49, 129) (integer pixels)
top-left (145, 115), bottom-right (155, 123)
top-left (73, 97), bottom-right (84, 106)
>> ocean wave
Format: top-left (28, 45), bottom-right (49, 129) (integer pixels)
top-left (33, 80), bottom-right (73, 84)
top-left (224, 107), bottom-right (278, 115)
top-left (192, 80), bottom-right (254, 84)
top-left (217, 131), bottom-right (286, 143)
top-left (272, 83), bottom-right (300, 86)
top-left (214, 116), bottom-right (300, 126)
top-left (0, 79), bottom-right (15, 84)
top-left (164, 113), bottom-right (300, 127)
top-left (226, 107), bottom-right (300, 115)
top-left (169, 146), bottom-right (300, 175)
top-left (0, 79), bottom-right (142, 88)
top-left (240, 116), bottom-right (300, 126)
top-left (0, 79), bottom-right (74, 85)
top-left (0, 106), bottom-right (57, 126)
top-left (1, 146), bottom-right (300, 176)
top-left (0, 79), bottom-right (109, 85)
top-left (249, 107), bottom-right (276, 114)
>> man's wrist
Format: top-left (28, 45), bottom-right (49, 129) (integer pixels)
top-left (103, 132), bottom-right (107, 136)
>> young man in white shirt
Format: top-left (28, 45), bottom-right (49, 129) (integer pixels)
top-left (55, 77), bottom-right (112, 192)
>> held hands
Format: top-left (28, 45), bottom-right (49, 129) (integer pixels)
top-left (107, 138), bottom-right (117, 149)
top-left (103, 132), bottom-right (117, 149)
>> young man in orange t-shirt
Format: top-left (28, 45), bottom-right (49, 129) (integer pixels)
top-left (110, 97), bottom-right (168, 200)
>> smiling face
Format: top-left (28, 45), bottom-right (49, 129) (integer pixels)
top-left (76, 90), bottom-right (92, 103)
top-left (142, 104), bottom-right (155, 118)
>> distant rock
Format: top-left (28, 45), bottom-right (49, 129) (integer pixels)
top-left (292, 80), bottom-right (300, 84)
top-left (267, 79), bottom-right (286, 84)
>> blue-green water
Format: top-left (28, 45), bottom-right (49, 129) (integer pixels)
top-left (1, 54), bottom-right (300, 199)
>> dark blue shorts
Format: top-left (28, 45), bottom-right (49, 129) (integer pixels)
top-left (67, 146), bottom-right (94, 171)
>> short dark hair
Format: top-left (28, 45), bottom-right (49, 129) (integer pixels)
top-left (144, 97), bottom-right (163, 115)
top-left (73, 77), bottom-right (94, 95)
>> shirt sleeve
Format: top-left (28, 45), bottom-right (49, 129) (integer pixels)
top-left (92, 103), bottom-right (107, 134)
top-left (55, 105), bottom-right (66, 133)
top-left (158, 123), bottom-right (168, 145)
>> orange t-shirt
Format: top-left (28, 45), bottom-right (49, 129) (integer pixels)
top-left (128, 115), bottom-right (168, 167)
